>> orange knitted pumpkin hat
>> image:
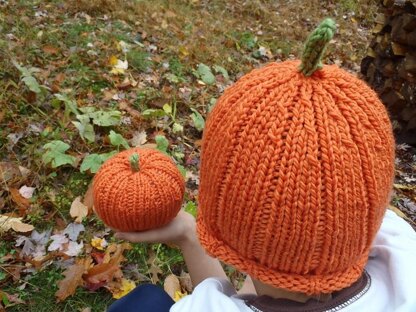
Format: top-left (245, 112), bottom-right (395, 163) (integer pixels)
top-left (197, 19), bottom-right (395, 295)
top-left (93, 148), bottom-right (185, 232)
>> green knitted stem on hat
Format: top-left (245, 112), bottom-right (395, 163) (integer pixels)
top-left (129, 153), bottom-right (140, 172)
top-left (299, 18), bottom-right (336, 76)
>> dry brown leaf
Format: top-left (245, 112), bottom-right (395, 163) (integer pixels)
top-left (0, 215), bottom-right (33, 233)
top-left (393, 183), bottom-right (416, 191)
top-left (164, 274), bottom-right (181, 300)
top-left (10, 188), bottom-right (30, 210)
top-left (83, 183), bottom-right (94, 212)
top-left (179, 271), bottom-right (193, 293)
top-left (147, 251), bottom-right (162, 284)
top-left (388, 205), bottom-right (407, 219)
top-left (84, 243), bottom-right (131, 288)
top-left (70, 196), bottom-right (88, 223)
top-left (11, 221), bottom-right (34, 232)
top-left (148, 265), bottom-right (162, 284)
top-left (84, 262), bottom-right (121, 285)
top-left (130, 130), bottom-right (147, 147)
top-left (103, 242), bottom-right (131, 264)
top-left (7, 266), bottom-right (23, 282)
top-left (42, 45), bottom-right (59, 55)
top-left (118, 101), bottom-right (141, 119)
top-left (0, 162), bottom-right (22, 186)
top-left (55, 258), bottom-right (89, 302)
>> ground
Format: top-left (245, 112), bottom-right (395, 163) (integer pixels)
top-left (1, 0), bottom-right (415, 311)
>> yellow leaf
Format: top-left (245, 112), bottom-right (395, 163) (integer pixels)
top-left (109, 55), bottom-right (119, 66)
top-left (111, 278), bottom-right (136, 299)
top-left (91, 237), bottom-right (108, 251)
top-left (70, 196), bottom-right (88, 223)
top-left (393, 183), bottom-right (416, 190)
top-left (178, 46), bottom-right (189, 58)
top-left (173, 290), bottom-right (187, 302)
top-left (110, 58), bottom-right (128, 75)
top-left (388, 205), bottom-right (406, 219)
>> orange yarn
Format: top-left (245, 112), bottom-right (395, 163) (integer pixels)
top-left (197, 60), bottom-right (395, 294)
top-left (93, 148), bottom-right (185, 232)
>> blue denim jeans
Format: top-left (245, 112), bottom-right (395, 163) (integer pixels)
top-left (107, 284), bottom-right (175, 312)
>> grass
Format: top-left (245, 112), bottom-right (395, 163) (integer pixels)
top-left (0, 0), bottom-right (381, 310)
top-left (4, 268), bottom-right (113, 312)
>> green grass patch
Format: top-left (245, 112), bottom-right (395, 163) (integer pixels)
top-left (127, 49), bottom-right (152, 72)
top-left (4, 267), bottom-right (113, 312)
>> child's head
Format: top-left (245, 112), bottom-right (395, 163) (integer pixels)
top-left (196, 19), bottom-right (395, 295)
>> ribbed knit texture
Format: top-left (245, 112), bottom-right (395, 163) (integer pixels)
top-left (197, 60), bottom-right (395, 295)
top-left (93, 148), bottom-right (185, 232)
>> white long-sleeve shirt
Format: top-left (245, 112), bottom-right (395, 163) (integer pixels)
top-left (171, 210), bottom-right (416, 312)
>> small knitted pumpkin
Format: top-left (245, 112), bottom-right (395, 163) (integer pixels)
top-left (93, 148), bottom-right (185, 232)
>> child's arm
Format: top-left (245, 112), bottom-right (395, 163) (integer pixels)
top-left (114, 210), bottom-right (227, 287)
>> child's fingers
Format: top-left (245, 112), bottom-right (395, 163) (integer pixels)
top-left (114, 230), bottom-right (163, 243)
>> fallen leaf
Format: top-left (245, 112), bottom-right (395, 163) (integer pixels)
top-left (10, 188), bottom-right (30, 210)
top-left (18, 185), bottom-right (35, 199)
top-left (116, 78), bottom-right (132, 90)
top-left (84, 243), bottom-right (130, 289)
top-left (16, 229), bottom-right (51, 258)
top-left (109, 278), bottom-right (136, 299)
top-left (64, 241), bottom-right (84, 257)
top-left (393, 183), bottom-right (416, 190)
top-left (104, 242), bottom-right (131, 264)
top-left (83, 262), bottom-right (121, 286)
top-left (83, 182), bottom-right (94, 212)
top-left (42, 45), bottom-right (59, 55)
top-left (147, 251), bottom-right (163, 284)
top-left (11, 222), bottom-right (34, 233)
top-left (130, 130), bottom-right (147, 147)
top-left (109, 57), bottom-right (128, 75)
top-left (174, 290), bottom-right (187, 302)
top-left (179, 271), bottom-right (193, 293)
top-left (118, 101), bottom-right (141, 120)
top-left (388, 204), bottom-right (406, 219)
top-left (7, 266), bottom-right (24, 282)
top-left (63, 223), bottom-right (85, 241)
top-left (91, 252), bottom-right (105, 264)
top-left (0, 215), bottom-right (34, 233)
top-left (91, 237), bottom-right (107, 251)
top-left (164, 274), bottom-right (181, 300)
top-left (18, 166), bottom-right (30, 179)
top-left (55, 258), bottom-right (89, 302)
top-left (70, 196), bottom-right (88, 223)
top-left (48, 234), bottom-right (69, 252)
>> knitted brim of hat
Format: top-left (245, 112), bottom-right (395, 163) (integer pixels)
top-left (197, 217), bottom-right (368, 295)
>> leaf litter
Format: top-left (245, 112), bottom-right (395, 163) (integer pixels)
top-left (0, 0), bottom-right (415, 310)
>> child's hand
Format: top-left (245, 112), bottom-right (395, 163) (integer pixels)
top-left (116, 210), bottom-right (227, 287)
top-left (113, 210), bottom-right (197, 248)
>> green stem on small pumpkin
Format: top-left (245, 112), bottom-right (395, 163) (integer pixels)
top-left (299, 18), bottom-right (337, 77)
top-left (129, 153), bottom-right (140, 172)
